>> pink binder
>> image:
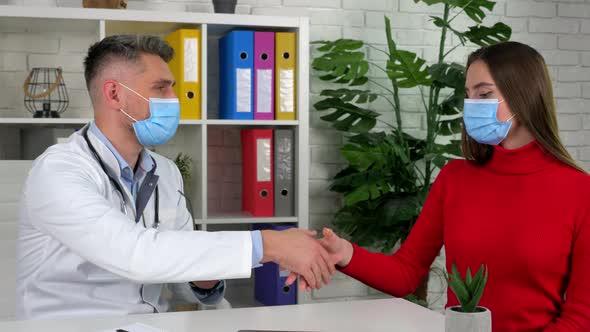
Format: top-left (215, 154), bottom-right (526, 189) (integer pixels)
top-left (254, 32), bottom-right (275, 120)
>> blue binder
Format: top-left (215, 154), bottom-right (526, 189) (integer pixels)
top-left (219, 30), bottom-right (254, 120)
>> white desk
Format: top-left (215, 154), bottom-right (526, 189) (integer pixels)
top-left (0, 298), bottom-right (444, 332)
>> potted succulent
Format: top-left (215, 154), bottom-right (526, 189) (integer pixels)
top-left (446, 263), bottom-right (491, 332)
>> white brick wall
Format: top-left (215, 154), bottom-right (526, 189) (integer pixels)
top-left (0, 160), bottom-right (33, 320)
top-left (0, 27), bottom-right (96, 118)
top-left (1, 0), bottom-right (589, 309)
top-left (507, 1), bottom-right (556, 18)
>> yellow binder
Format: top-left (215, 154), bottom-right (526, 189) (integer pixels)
top-left (165, 29), bottom-right (201, 120)
top-left (275, 32), bottom-right (297, 121)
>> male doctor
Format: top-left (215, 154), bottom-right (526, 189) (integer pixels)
top-left (16, 35), bottom-right (334, 320)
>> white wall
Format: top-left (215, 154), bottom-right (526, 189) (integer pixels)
top-left (0, 161), bottom-right (32, 320)
top-left (0, 0), bottom-right (589, 311)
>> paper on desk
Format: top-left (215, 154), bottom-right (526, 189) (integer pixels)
top-left (97, 322), bottom-right (166, 332)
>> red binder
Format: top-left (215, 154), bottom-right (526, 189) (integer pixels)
top-left (241, 129), bottom-right (274, 217)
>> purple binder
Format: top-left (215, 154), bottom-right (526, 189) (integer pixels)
top-left (253, 32), bottom-right (275, 120)
top-left (253, 223), bottom-right (297, 306)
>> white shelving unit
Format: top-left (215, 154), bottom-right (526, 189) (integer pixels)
top-left (0, 5), bottom-right (310, 308)
top-left (0, 118), bottom-right (205, 125)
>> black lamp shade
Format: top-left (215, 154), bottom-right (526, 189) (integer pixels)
top-left (23, 67), bottom-right (69, 118)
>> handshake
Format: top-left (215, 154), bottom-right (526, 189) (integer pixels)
top-left (260, 228), bottom-right (354, 292)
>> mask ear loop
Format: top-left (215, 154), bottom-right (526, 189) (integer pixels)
top-left (497, 99), bottom-right (516, 123)
top-left (117, 82), bottom-right (150, 123)
top-left (120, 108), bottom-right (139, 122)
top-left (118, 82), bottom-right (149, 102)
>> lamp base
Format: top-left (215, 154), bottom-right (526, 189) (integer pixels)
top-left (33, 110), bottom-right (60, 118)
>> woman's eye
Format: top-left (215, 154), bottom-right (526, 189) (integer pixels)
top-left (479, 91), bottom-right (492, 98)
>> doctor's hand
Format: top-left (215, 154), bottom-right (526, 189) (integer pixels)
top-left (260, 228), bottom-right (337, 290)
top-left (190, 280), bottom-right (220, 290)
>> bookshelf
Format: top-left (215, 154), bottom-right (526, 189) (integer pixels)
top-left (0, 5), bottom-right (310, 308)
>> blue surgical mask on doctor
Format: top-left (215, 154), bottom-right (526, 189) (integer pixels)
top-left (118, 82), bottom-right (180, 146)
top-left (463, 99), bottom-right (516, 146)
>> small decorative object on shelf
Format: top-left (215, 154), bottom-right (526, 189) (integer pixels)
top-left (23, 67), bottom-right (69, 118)
top-left (212, 0), bottom-right (236, 13)
top-left (82, 0), bottom-right (127, 9)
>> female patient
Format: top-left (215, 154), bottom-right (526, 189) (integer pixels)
top-left (317, 41), bottom-right (590, 331)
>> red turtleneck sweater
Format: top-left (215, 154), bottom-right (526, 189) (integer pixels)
top-left (340, 141), bottom-right (590, 331)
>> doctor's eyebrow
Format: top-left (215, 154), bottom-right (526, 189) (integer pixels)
top-left (152, 79), bottom-right (175, 87)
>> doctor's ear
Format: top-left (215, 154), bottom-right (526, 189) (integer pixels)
top-left (101, 80), bottom-right (123, 108)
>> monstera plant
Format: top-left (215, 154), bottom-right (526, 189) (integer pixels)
top-left (312, 0), bottom-right (511, 301)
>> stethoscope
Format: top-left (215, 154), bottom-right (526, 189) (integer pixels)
top-left (83, 127), bottom-right (160, 229)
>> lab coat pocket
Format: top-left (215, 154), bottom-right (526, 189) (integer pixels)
top-left (156, 208), bottom-right (178, 230)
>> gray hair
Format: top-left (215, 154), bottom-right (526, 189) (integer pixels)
top-left (83, 34), bottom-right (174, 89)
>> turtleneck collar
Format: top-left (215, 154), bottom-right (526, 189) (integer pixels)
top-left (485, 140), bottom-right (557, 175)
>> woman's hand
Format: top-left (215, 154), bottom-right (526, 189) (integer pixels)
top-left (285, 228), bottom-right (354, 292)
top-left (318, 228), bottom-right (354, 268)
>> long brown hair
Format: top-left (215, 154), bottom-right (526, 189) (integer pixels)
top-left (462, 41), bottom-right (586, 174)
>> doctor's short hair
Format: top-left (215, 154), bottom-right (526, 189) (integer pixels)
top-left (83, 34), bottom-right (174, 91)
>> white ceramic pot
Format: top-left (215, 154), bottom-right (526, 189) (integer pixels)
top-left (445, 306), bottom-right (491, 332)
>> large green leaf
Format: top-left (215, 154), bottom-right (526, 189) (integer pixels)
top-left (435, 142), bottom-right (462, 157)
top-left (328, 132), bottom-right (421, 206)
top-left (344, 181), bottom-right (391, 206)
top-left (464, 22), bottom-right (512, 47)
top-left (428, 140), bottom-right (462, 168)
top-left (380, 196), bottom-right (420, 223)
top-left (339, 133), bottom-right (413, 172)
top-left (429, 62), bottom-right (465, 91)
top-left (314, 98), bottom-right (380, 133)
top-left (332, 191), bottom-right (420, 251)
top-left (384, 16), bottom-right (432, 88)
top-left (437, 117), bottom-right (463, 136)
top-left (340, 143), bottom-right (388, 171)
top-left (402, 132), bottom-right (427, 161)
top-left (320, 88), bottom-right (378, 104)
top-left (333, 203), bottom-right (403, 249)
top-left (434, 22), bottom-right (510, 49)
top-left (312, 39), bottom-right (369, 86)
top-left (386, 51), bottom-right (432, 88)
top-left (313, 39), bottom-right (363, 52)
top-left (452, 0), bottom-right (496, 24)
top-left (416, 0), bottom-right (495, 23)
top-left (430, 16), bottom-right (466, 44)
top-left (438, 93), bottom-right (464, 116)
top-left (331, 168), bottom-right (394, 205)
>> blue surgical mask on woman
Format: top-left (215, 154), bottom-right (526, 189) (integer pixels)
top-left (118, 82), bottom-right (180, 146)
top-left (463, 98), bottom-right (516, 146)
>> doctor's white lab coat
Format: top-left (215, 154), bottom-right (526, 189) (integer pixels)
top-left (16, 125), bottom-right (253, 320)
